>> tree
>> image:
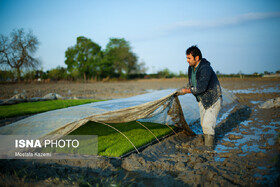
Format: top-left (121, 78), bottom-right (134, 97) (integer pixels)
top-left (179, 70), bottom-right (186, 77)
top-left (98, 54), bottom-right (114, 79)
top-left (0, 70), bottom-right (15, 81)
top-left (47, 66), bottom-right (67, 81)
top-left (135, 61), bottom-right (148, 74)
top-left (65, 36), bottom-right (146, 80)
top-left (157, 68), bottom-right (174, 78)
top-left (65, 36), bottom-right (102, 81)
top-left (105, 38), bottom-right (138, 78)
top-left (0, 28), bottom-right (40, 81)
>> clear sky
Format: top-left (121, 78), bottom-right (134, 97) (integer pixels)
top-left (1, 0), bottom-right (280, 74)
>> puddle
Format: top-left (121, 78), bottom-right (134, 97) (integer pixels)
top-left (189, 121), bottom-right (203, 135)
top-left (215, 144), bottom-right (237, 151)
top-left (214, 156), bottom-right (225, 162)
top-left (238, 153), bottom-right (248, 156)
top-left (250, 101), bottom-right (262, 104)
top-left (240, 120), bottom-right (253, 127)
top-left (257, 166), bottom-right (267, 170)
top-left (255, 167), bottom-right (279, 186)
top-left (214, 118), bottom-right (279, 157)
top-left (241, 144), bottom-right (265, 153)
top-left (216, 105), bottom-right (236, 124)
top-left (267, 138), bottom-right (275, 146)
top-left (270, 121), bottom-right (280, 125)
top-left (230, 87), bottom-right (280, 94)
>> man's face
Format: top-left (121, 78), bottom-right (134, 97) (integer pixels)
top-left (186, 54), bottom-right (199, 67)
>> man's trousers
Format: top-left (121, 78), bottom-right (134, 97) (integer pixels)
top-left (198, 98), bottom-right (222, 135)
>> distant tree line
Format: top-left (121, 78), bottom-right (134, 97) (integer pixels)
top-left (0, 28), bottom-right (148, 82)
top-left (0, 30), bottom-right (187, 82)
top-left (215, 70), bottom-right (280, 78)
top-left (2, 67), bottom-right (280, 82)
top-left (1, 29), bottom-right (279, 82)
top-left (0, 67), bottom-right (185, 82)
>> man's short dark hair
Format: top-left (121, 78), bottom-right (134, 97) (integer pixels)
top-left (186, 45), bottom-right (202, 60)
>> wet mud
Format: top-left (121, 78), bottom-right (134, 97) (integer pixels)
top-left (121, 96), bottom-right (279, 186)
top-left (0, 78), bottom-right (279, 186)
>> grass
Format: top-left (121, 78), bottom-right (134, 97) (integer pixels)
top-left (0, 99), bottom-right (103, 119)
top-left (68, 121), bottom-right (176, 157)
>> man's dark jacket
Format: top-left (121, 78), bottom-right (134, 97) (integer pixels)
top-left (188, 58), bottom-right (222, 109)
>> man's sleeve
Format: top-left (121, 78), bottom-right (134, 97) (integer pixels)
top-left (187, 67), bottom-right (191, 89)
top-left (190, 66), bottom-right (212, 95)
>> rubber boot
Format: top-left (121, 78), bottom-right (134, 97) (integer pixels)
top-left (204, 134), bottom-right (214, 149)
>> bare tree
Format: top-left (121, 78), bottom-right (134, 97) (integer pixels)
top-left (0, 28), bottom-right (40, 81)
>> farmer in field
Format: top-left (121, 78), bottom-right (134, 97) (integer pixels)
top-left (177, 45), bottom-right (222, 149)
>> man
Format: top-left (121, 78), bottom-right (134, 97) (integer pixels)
top-left (177, 45), bottom-right (222, 149)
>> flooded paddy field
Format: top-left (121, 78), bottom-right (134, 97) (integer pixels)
top-left (0, 78), bottom-right (279, 186)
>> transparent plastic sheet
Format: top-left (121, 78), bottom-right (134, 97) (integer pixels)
top-left (0, 88), bottom-right (236, 142)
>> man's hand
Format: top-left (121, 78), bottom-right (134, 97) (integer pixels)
top-left (176, 88), bottom-right (185, 96)
top-left (176, 87), bottom-right (191, 96)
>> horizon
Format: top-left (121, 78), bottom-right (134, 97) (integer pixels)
top-left (1, 0), bottom-right (280, 75)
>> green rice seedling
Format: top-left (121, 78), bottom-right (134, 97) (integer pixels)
top-left (0, 99), bottom-right (103, 119)
top-left (69, 121), bottom-right (176, 157)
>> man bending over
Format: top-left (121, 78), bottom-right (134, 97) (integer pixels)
top-left (177, 45), bottom-right (222, 149)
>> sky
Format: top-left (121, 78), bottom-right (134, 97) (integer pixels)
top-left (0, 0), bottom-right (280, 74)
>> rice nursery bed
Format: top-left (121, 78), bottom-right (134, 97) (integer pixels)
top-left (0, 99), bottom-right (102, 119)
top-left (69, 121), bottom-right (176, 157)
top-left (1, 100), bottom-right (176, 158)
